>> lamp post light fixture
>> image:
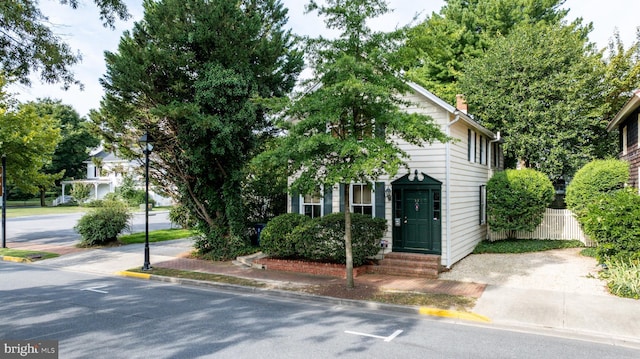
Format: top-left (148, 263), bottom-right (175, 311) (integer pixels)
top-left (138, 132), bottom-right (155, 271)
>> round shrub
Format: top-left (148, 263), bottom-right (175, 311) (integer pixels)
top-left (74, 200), bottom-right (132, 246)
top-left (260, 213), bottom-right (311, 258)
top-left (565, 159), bottom-right (629, 217)
top-left (292, 213), bottom-right (386, 266)
top-left (487, 168), bottom-right (554, 238)
top-left (580, 188), bottom-right (640, 262)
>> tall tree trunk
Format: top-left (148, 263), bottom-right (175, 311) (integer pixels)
top-left (344, 185), bottom-right (354, 288)
top-left (39, 188), bottom-right (46, 207)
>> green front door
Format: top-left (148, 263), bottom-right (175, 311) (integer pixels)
top-left (400, 189), bottom-right (441, 252)
top-left (391, 172), bottom-right (442, 255)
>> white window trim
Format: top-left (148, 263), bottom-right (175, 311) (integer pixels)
top-left (350, 183), bottom-right (375, 217)
top-left (623, 125), bottom-right (628, 155)
top-left (300, 191), bottom-right (324, 218)
top-left (468, 130), bottom-right (477, 163)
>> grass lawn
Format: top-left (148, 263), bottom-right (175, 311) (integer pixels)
top-left (0, 248), bottom-right (59, 260)
top-left (4, 206), bottom-right (90, 218)
top-left (473, 239), bottom-right (585, 254)
top-left (119, 229), bottom-right (196, 244)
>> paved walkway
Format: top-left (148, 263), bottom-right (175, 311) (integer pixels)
top-left (4, 239), bottom-right (640, 349)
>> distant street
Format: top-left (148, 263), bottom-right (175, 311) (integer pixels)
top-left (1, 262), bottom-right (639, 359)
top-left (3, 210), bottom-right (175, 248)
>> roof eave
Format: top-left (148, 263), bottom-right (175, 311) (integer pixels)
top-left (607, 89), bottom-right (640, 132)
top-left (406, 82), bottom-right (498, 139)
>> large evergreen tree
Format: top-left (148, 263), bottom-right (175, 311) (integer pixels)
top-left (262, 0), bottom-right (449, 288)
top-left (93, 0), bottom-right (303, 258)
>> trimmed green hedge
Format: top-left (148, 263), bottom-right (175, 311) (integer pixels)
top-left (487, 168), bottom-right (554, 238)
top-left (565, 159), bottom-right (629, 217)
top-left (580, 188), bottom-right (640, 262)
top-left (261, 212), bottom-right (386, 266)
top-left (260, 213), bottom-right (311, 258)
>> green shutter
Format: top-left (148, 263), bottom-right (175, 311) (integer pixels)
top-left (290, 190), bottom-right (299, 214)
top-left (375, 182), bottom-right (385, 219)
top-left (339, 184), bottom-right (345, 212)
top-left (323, 186), bottom-right (332, 215)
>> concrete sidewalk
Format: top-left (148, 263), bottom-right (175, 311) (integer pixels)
top-left (5, 239), bottom-right (640, 349)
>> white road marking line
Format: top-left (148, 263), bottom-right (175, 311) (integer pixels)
top-left (82, 285), bottom-right (109, 294)
top-left (384, 330), bottom-right (403, 342)
top-left (344, 329), bottom-right (403, 342)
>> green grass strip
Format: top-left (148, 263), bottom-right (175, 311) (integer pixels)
top-left (127, 267), bottom-right (266, 287)
top-left (0, 248), bottom-right (59, 260)
top-left (119, 229), bottom-right (196, 244)
top-left (473, 239), bottom-right (584, 254)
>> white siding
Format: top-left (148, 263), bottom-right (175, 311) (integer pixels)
top-left (388, 89), bottom-right (495, 267)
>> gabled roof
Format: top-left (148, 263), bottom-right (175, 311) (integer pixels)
top-left (406, 82), bottom-right (498, 139)
top-left (84, 150), bottom-right (130, 163)
top-left (607, 89), bottom-right (640, 132)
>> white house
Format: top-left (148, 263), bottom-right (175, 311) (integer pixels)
top-left (289, 82), bottom-right (503, 270)
top-left (58, 149), bottom-right (173, 206)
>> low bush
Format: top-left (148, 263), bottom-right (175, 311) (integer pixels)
top-left (193, 223), bottom-right (254, 261)
top-left (292, 213), bottom-right (386, 266)
top-left (486, 169), bottom-right (554, 239)
top-left (74, 201), bottom-right (132, 246)
top-left (82, 199), bottom-right (105, 207)
top-left (580, 188), bottom-right (640, 262)
top-left (260, 213), bottom-right (311, 258)
top-left (565, 159), bottom-right (629, 217)
top-left (601, 257), bottom-right (640, 299)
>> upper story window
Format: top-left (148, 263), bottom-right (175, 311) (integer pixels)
top-left (302, 193), bottom-right (322, 218)
top-left (351, 184), bottom-right (373, 216)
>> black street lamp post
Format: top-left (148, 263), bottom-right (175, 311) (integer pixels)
top-left (138, 132), bottom-right (155, 271)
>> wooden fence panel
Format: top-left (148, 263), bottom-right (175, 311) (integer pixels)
top-left (489, 208), bottom-right (594, 246)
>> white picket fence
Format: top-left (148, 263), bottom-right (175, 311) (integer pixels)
top-left (489, 208), bottom-right (594, 246)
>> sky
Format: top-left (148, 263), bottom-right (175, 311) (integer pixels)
top-left (8, 0), bottom-right (640, 118)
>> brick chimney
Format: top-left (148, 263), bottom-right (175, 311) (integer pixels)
top-left (456, 94), bottom-right (468, 114)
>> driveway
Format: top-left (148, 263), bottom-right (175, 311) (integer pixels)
top-left (439, 248), bottom-right (610, 296)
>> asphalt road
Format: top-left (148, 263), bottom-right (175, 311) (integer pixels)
top-left (2, 211), bottom-right (175, 247)
top-left (1, 262), bottom-right (638, 359)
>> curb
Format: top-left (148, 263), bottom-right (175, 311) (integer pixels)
top-left (1, 256), bottom-right (31, 263)
top-left (115, 270), bottom-right (491, 323)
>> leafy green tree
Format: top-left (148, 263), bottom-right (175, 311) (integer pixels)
top-left (601, 30), bottom-right (640, 121)
top-left (243, 138), bottom-right (288, 224)
top-left (92, 0), bottom-right (303, 259)
top-left (0, 78), bottom-right (61, 197)
top-left (30, 99), bottom-right (100, 205)
top-left (486, 169), bottom-right (555, 239)
top-left (403, 0), bottom-right (569, 103)
top-left (262, 0), bottom-right (449, 288)
top-left (0, 0), bottom-right (129, 88)
top-left (70, 183), bottom-right (92, 203)
top-left (458, 22), bottom-right (606, 180)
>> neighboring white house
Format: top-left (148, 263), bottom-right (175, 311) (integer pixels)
top-left (58, 149), bottom-right (173, 206)
top-left (288, 82), bottom-right (503, 268)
